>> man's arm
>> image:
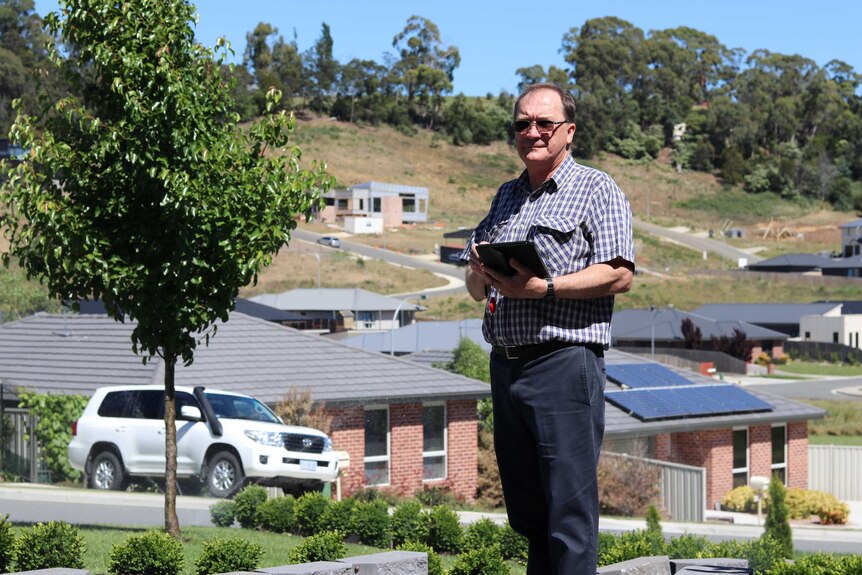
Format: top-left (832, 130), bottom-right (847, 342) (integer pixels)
top-left (486, 256), bottom-right (633, 300)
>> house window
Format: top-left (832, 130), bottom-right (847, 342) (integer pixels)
top-left (402, 197), bottom-right (416, 213)
top-left (771, 425), bottom-right (787, 484)
top-left (358, 198), bottom-right (365, 211)
top-left (364, 407), bottom-right (390, 486)
top-left (833, 332), bottom-right (839, 343)
top-left (358, 311), bottom-right (375, 328)
top-left (372, 197), bottom-right (381, 213)
top-left (804, 332), bottom-right (811, 340)
top-left (337, 199), bottom-right (348, 210)
top-left (732, 428), bottom-right (748, 488)
top-left (423, 403), bottom-right (447, 481)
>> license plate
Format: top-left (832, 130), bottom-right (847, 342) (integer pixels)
top-left (299, 460), bottom-right (317, 471)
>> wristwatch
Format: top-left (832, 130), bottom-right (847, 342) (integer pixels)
top-left (543, 277), bottom-right (555, 300)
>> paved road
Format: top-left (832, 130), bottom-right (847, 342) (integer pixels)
top-left (741, 375), bottom-right (862, 401)
top-left (632, 219), bottom-right (764, 264)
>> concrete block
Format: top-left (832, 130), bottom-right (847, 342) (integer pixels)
top-left (597, 555), bottom-right (672, 575)
top-left (257, 562), bottom-right (352, 575)
top-left (339, 551), bottom-right (427, 575)
top-left (11, 570), bottom-right (90, 575)
top-left (671, 558), bottom-right (750, 574)
top-left (675, 567), bottom-right (750, 575)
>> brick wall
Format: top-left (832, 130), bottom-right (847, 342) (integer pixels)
top-left (748, 425), bottom-right (773, 479)
top-left (787, 421), bottom-right (808, 489)
top-left (665, 428), bottom-right (732, 509)
top-left (325, 400), bottom-right (478, 501)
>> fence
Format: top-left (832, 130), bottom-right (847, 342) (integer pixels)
top-left (614, 346), bottom-right (748, 375)
top-left (603, 451), bottom-right (706, 522)
top-left (808, 444), bottom-right (862, 500)
top-left (0, 408), bottom-right (40, 482)
top-left (784, 340), bottom-right (862, 364)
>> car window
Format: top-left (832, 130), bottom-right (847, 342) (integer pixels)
top-left (131, 390), bottom-right (163, 420)
top-left (97, 391), bottom-right (135, 418)
top-left (205, 393), bottom-right (280, 423)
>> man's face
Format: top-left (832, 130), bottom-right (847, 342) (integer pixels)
top-left (514, 89), bottom-right (576, 171)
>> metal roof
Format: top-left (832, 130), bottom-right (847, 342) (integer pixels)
top-left (611, 308), bottom-right (789, 342)
top-left (0, 312), bottom-right (490, 406)
top-left (746, 253), bottom-right (832, 269)
top-left (249, 288), bottom-right (423, 313)
top-left (339, 319), bottom-right (490, 354)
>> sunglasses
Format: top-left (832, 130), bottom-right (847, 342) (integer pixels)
top-left (511, 120), bottom-right (567, 134)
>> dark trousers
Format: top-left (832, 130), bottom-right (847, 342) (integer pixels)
top-left (490, 344), bottom-right (606, 575)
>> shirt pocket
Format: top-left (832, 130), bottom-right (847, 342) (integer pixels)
top-left (531, 215), bottom-right (590, 274)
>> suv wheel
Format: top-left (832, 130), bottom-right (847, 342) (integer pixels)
top-left (207, 451), bottom-right (243, 498)
top-left (90, 451), bottom-right (126, 490)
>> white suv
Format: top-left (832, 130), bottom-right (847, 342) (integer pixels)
top-left (68, 385), bottom-right (340, 497)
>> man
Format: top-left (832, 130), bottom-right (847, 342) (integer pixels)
top-left (462, 83), bottom-right (634, 574)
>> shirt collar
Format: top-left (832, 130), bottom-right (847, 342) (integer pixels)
top-left (516, 153), bottom-right (577, 197)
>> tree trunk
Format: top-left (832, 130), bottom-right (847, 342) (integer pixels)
top-left (163, 355), bottom-right (180, 537)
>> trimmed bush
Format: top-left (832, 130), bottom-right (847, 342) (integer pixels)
top-left (195, 537), bottom-right (263, 575)
top-left (720, 485), bottom-right (756, 513)
top-left (233, 484), bottom-right (269, 529)
top-left (448, 546), bottom-right (509, 575)
top-left (415, 485), bottom-right (459, 508)
top-left (287, 531), bottom-right (345, 564)
top-left (462, 518), bottom-right (501, 552)
top-left (320, 498), bottom-right (356, 535)
top-left (702, 535), bottom-right (786, 575)
top-left (396, 541), bottom-right (443, 575)
top-left (209, 500), bottom-right (236, 528)
top-left (424, 505), bottom-right (463, 554)
top-left (498, 523), bottom-right (528, 563)
top-left (294, 491), bottom-right (332, 536)
top-left (256, 496), bottom-right (296, 533)
top-left (598, 530), bottom-right (662, 567)
top-left (0, 514), bottom-right (14, 574)
top-left (389, 501), bottom-right (427, 547)
top-left (108, 530), bottom-right (184, 575)
top-left (665, 533), bottom-right (710, 559)
top-left (15, 521), bottom-right (85, 571)
top-left (352, 499), bottom-right (391, 548)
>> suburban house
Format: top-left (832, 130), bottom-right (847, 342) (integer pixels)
top-left (340, 318), bottom-right (489, 356)
top-left (693, 302), bottom-right (842, 338)
top-left (611, 307), bottom-right (788, 362)
top-left (0, 311), bottom-right (490, 501)
top-left (746, 253), bottom-right (833, 274)
top-left (249, 288), bottom-right (424, 333)
top-left (840, 218), bottom-right (862, 258)
top-left (318, 181), bottom-right (429, 230)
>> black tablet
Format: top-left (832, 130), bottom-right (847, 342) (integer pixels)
top-left (476, 241), bottom-right (550, 278)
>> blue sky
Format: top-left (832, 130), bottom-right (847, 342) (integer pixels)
top-left (34, 0), bottom-right (862, 96)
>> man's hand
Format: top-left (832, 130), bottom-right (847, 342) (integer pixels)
top-left (465, 242), bottom-right (492, 301)
top-left (485, 258), bottom-right (546, 299)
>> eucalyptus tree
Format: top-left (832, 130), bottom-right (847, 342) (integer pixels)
top-left (1, 0), bottom-right (330, 536)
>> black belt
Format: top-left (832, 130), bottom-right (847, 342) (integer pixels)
top-left (491, 341), bottom-right (604, 361)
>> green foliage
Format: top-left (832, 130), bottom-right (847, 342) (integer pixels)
top-left (597, 529), bottom-right (663, 567)
top-left (389, 501), bottom-right (428, 547)
top-left (443, 95), bottom-right (510, 146)
top-left (763, 476), bottom-right (792, 558)
top-left (194, 537), bottom-right (263, 575)
top-left (0, 514), bottom-right (14, 573)
top-left (462, 518), bottom-right (502, 553)
top-left (319, 498), bottom-right (356, 535)
top-left (767, 552), bottom-right (862, 575)
top-left (700, 534), bottom-right (786, 574)
top-left (396, 541), bottom-right (443, 575)
top-left (721, 485), bottom-right (757, 513)
top-left (424, 505), bottom-right (463, 554)
top-left (445, 337), bottom-right (491, 383)
top-left (645, 505), bottom-right (662, 535)
top-left (0, 264), bottom-right (59, 322)
top-left (415, 484), bottom-right (460, 508)
top-left (14, 521), bottom-right (85, 571)
top-left (208, 500), bottom-right (236, 528)
top-left (664, 533), bottom-right (710, 559)
top-left (293, 491), bottom-right (332, 536)
top-left (286, 531), bottom-right (345, 564)
top-left (498, 523), bottom-right (528, 563)
top-left (256, 496), bottom-right (295, 533)
top-left (448, 546), bottom-right (509, 575)
top-left (17, 392), bottom-right (87, 482)
top-left (233, 484), bottom-right (269, 529)
top-left (108, 530), bottom-right (184, 575)
top-left (351, 499), bottom-right (391, 548)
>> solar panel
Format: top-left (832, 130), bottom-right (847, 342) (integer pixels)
top-left (605, 384), bottom-right (772, 421)
top-left (606, 363), bottom-right (697, 388)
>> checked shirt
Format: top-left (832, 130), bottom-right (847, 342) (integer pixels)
top-left (462, 154), bottom-right (634, 348)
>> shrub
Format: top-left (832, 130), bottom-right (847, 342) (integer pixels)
top-left (350, 487), bottom-right (400, 506)
top-left (294, 491), bottom-right (332, 536)
top-left (256, 495), bottom-right (296, 533)
top-left (462, 518), bottom-right (502, 553)
top-left (320, 498), bottom-right (355, 535)
top-left (720, 485), bottom-right (756, 513)
top-left (274, 387), bottom-right (332, 435)
top-left (0, 514), bottom-right (14, 573)
top-left (233, 484), bottom-right (268, 529)
top-left (389, 501), bottom-right (428, 547)
top-left (352, 499), bottom-right (391, 548)
top-left (664, 533), bottom-right (710, 559)
top-left (424, 505), bottom-right (463, 554)
top-left (597, 454), bottom-right (661, 517)
top-left (645, 505), bottom-right (662, 535)
top-left (396, 541), bottom-right (443, 575)
top-left (475, 429), bottom-right (504, 507)
top-left (701, 535), bottom-right (785, 575)
top-left (195, 537), bottom-right (263, 575)
top-left (108, 530), bottom-right (184, 575)
top-left (287, 531), bottom-right (345, 564)
top-left (763, 476), bottom-right (792, 558)
top-left (448, 546), bottom-right (509, 575)
top-left (498, 523), bottom-right (528, 563)
top-left (209, 500), bottom-right (236, 528)
top-left (415, 485), bottom-right (459, 508)
top-left (598, 530), bottom-right (663, 566)
top-left (15, 521), bottom-right (85, 571)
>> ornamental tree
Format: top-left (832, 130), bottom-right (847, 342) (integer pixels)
top-left (0, 0), bottom-right (330, 536)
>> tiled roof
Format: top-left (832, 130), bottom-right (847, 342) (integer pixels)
top-left (340, 319), bottom-right (490, 354)
top-left (693, 303), bottom-right (841, 324)
top-left (250, 288), bottom-right (422, 313)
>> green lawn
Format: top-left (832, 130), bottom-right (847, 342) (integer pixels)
top-left (807, 435), bottom-right (862, 446)
top-left (777, 361), bottom-right (862, 377)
